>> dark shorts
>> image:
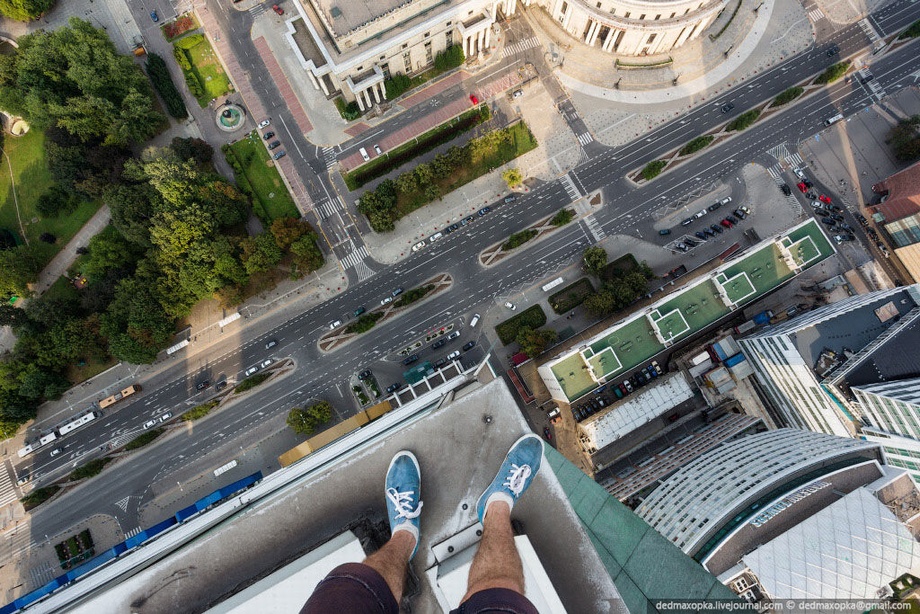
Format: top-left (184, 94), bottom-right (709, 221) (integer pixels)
top-left (302, 563), bottom-right (539, 614)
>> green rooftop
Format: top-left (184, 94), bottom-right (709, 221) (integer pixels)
top-left (546, 446), bottom-right (739, 613)
top-left (541, 219), bottom-right (835, 402)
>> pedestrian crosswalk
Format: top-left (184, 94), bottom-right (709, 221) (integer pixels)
top-left (786, 153), bottom-right (804, 169)
top-left (125, 526), bottom-right (143, 539)
top-left (576, 132), bottom-right (594, 146)
top-left (501, 37), bottom-right (539, 59)
top-left (0, 461), bottom-right (19, 508)
top-left (766, 165), bottom-right (783, 180)
top-left (858, 18), bottom-right (880, 42)
top-left (341, 246), bottom-right (375, 281)
top-left (29, 561), bottom-right (54, 589)
top-left (583, 215), bottom-right (606, 243)
top-left (249, 3), bottom-right (267, 17)
top-left (807, 8), bottom-right (824, 22)
top-left (316, 199), bottom-right (340, 219)
top-left (560, 173), bottom-right (581, 202)
top-left (766, 143), bottom-right (790, 163)
top-left (857, 68), bottom-right (885, 101)
top-left (321, 147), bottom-right (338, 170)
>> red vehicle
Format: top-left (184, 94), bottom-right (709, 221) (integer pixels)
top-left (272, 4), bottom-right (284, 14)
top-left (818, 194), bottom-right (832, 204)
top-left (721, 218), bottom-right (734, 228)
top-left (796, 182), bottom-right (807, 193)
top-left (469, 94), bottom-right (479, 105)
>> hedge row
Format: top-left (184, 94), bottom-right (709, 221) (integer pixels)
top-left (678, 136), bottom-right (714, 156)
top-left (726, 110), bottom-right (761, 132)
top-left (496, 305), bottom-right (547, 345)
top-left (145, 53), bottom-right (189, 120)
top-left (641, 160), bottom-right (667, 180)
top-left (502, 229), bottom-right (538, 251)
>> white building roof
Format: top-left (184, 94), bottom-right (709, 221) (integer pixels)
top-left (581, 374), bottom-right (694, 450)
top-left (635, 429), bottom-right (882, 554)
top-left (743, 488), bottom-right (920, 599)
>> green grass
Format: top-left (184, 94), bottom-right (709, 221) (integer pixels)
top-left (502, 229), bottom-right (538, 251)
top-left (814, 62), bottom-right (849, 85)
top-left (641, 160), bottom-right (667, 180)
top-left (69, 458), bottom-right (113, 481)
top-left (679, 136), bottom-right (714, 156)
top-left (395, 122), bottom-right (537, 217)
top-left (124, 428), bottom-right (164, 450)
top-left (183, 39), bottom-right (231, 106)
top-left (901, 19), bottom-right (920, 38)
top-left (235, 372), bottom-right (270, 393)
top-left (227, 134), bottom-right (298, 222)
top-left (0, 129), bottom-right (102, 265)
top-left (495, 305), bottom-right (547, 345)
top-left (21, 485), bottom-right (59, 511)
top-left (549, 278), bottom-right (594, 314)
top-left (183, 399), bottom-right (218, 421)
top-left (774, 86), bottom-right (804, 106)
top-left (726, 110), bottom-right (761, 132)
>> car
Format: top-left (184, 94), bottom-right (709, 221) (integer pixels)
top-left (330, 320), bottom-right (342, 329)
top-left (263, 131), bottom-right (275, 140)
top-left (675, 243), bottom-right (688, 252)
top-left (726, 215), bottom-right (738, 224)
top-left (720, 102), bottom-right (734, 113)
top-left (268, 140), bottom-right (282, 150)
top-left (834, 234), bottom-right (847, 243)
top-left (272, 151), bottom-right (286, 160)
top-left (681, 218), bottom-right (694, 227)
top-left (708, 202), bottom-right (722, 212)
top-left (150, 10), bottom-right (159, 22)
top-left (447, 350), bottom-right (461, 360)
top-left (272, 3), bottom-right (284, 14)
top-left (814, 208), bottom-right (830, 217)
top-left (695, 231), bottom-right (708, 241)
top-left (630, 375), bottom-right (643, 388)
top-left (196, 380), bottom-right (210, 391)
top-left (386, 383), bottom-right (403, 394)
top-left (353, 307), bottom-right (366, 318)
top-left (380, 296), bottom-right (393, 306)
top-left (621, 379), bottom-right (633, 392)
top-left (797, 182), bottom-right (808, 193)
top-left (659, 229), bottom-right (672, 235)
top-left (402, 354), bottom-right (420, 365)
top-left (215, 380), bottom-right (228, 391)
top-left (613, 387), bottom-right (624, 399)
top-left (803, 179), bottom-right (813, 188)
top-left (447, 223), bottom-right (460, 232)
top-left (781, 184), bottom-right (792, 195)
top-left (703, 227), bottom-right (716, 237)
top-left (374, 144), bottom-right (382, 155)
top-left (245, 366), bottom-right (259, 376)
top-left (856, 213), bottom-right (868, 225)
top-left (143, 420), bottom-right (157, 430)
top-left (806, 191), bottom-right (818, 200)
top-left (651, 360), bottom-right (663, 374)
top-left (159, 412), bottom-right (173, 422)
top-left (412, 241), bottom-right (426, 252)
top-left (265, 339), bottom-right (278, 349)
top-left (358, 369), bottom-right (372, 380)
top-left (504, 195), bottom-right (517, 203)
top-left (543, 427), bottom-right (552, 441)
top-left (478, 206), bottom-right (491, 216)
top-left (258, 119), bottom-right (271, 129)
top-left (594, 385), bottom-right (607, 395)
top-left (429, 232), bottom-right (443, 243)
top-left (446, 330), bottom-right (461, 341)
top-left (572, 408), bottom-right (581, 421)
top-left (469, 94), bottom-right (479, 104)
top-left (831, 213), bottom-right (844, 221)
top-left (826, 43), bottom-right (840, 56)
top-left (433, 358), bottom-right (448, 368)
top-left (733, 208), bottom-right (746, 220)
top-left (513, 89), bottom-right (524, 99)
top-left (392, 288), bottom-right (403, 297)
top-left (49, 447), bottom-right (63, 457)
top-left (597, 396), bottom-right (607, 407)
top-left (846, 233), bottom-right (855, 241)
top-left (684, 238), bottom-right (698, 247)
top-left (739, 205), bottom-right (751, 216)
top-left (695, 209), bottom-right (708, 219)
top-left (646, 365), bottom-right (658, 378)
top-left (839, 223), bottom-right (853, 231)
top-left (432, 339), bottom-right (447, 350)
top-left (16, 474), bottom-right (30, 486)
top-left (504, 302), bottom-right (516, 310)
top-left (720, 218), bottom-right (733, 228)
top-left (460, 215), bottom-right (474, 226)
top-left (462, 341), bottom-right (476, 351)
top-left (261, 358), bottom-right (274, 368)
top-left (710, 224), bottom-right (723, 234)
top-left (821, 217), bottom-right (836, 225)
top-left (819, 194), bottom-right (832, 204)
top-left (443, 226), bottom-right (453, 235)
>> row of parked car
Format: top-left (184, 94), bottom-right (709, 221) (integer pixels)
top-left (258, 119), bottom-right (286, 160)
top-left (673, 207), bottom-right (750, 252)
top-left (572, 361), bottom-right (664, 422)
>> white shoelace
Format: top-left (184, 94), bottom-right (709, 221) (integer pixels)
top-left (387, 487), bottom-right (423, 519)
top-left (503, 463), bottom-right (532, 496)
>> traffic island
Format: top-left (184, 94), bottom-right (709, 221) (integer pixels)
top-left (479, 206), bottom-right (578, 266)
top-left (318, 273), bottom-right (453, 353)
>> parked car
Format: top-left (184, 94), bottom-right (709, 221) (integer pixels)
top-left (263, 131), bottom-right (275, 140)
top-left (460, 215), bottom-right (474, 226)
top-left (651, 360), bottom-right (663, 374)
top-left (710, 224), bottom-right (723, 234)
top-left (402, 354), bottom-right (420, 365)
top-left (819, 194), bottom-right (832, 204)
top-left (543, 427), bottom-right (552, 441)
top-left (675, 243), bottom-right (688, 252)
top-left (733, 208), bottom-right (746, 220)
top-left (504, 195), bottom-right (517, 203)
top-left (245, 366), bottom-right (258, 376)
top-left (796, 182), bottom-right (808, 193)
top-left (196, 380), bottom-right (210, 391)
top-left (684, 238), bottom-right (698, 247)
top-left (358, 369), bottom-right (372, 380)
top-left (381, 296), bottom-right (393, 306)
top-left (150, 10), bottom-right (159, 22)
top-left (708, 202), bottom-right (722, 212)
top-left (613, 387), bottom-right (624, 399)
top-left (821, 217), bottom-right (836, 225)
top-left (143, 420), bottom-right (157, 430)
top-left (267, 140), bottom-right (282, 150)
top-left (272, 4), bottom-right (284, 14)
top-left (504, 302), bottom-right (516, 310)
top-left (374, 144), bottom-right (382, 155)
top-left (432, 339), bottom-right (447, 350)
top-left (659, 229), bottom-right (672, 235)
top-left (703, 228), bottom-right (716, 238)
top-left (261, 358), bottom-right (274, 368)
top-left (433, 358), bottom-right (447, 368)
top-left (330, 320), bottom-right (342, 329)
top-left (721, 218), bottom-right (734, 228)
top-left (392, 288), bottom-right (404, 297)
top-left (681, 217), bottom-right (694, 226)
top-left (258, 119), bottom-right (271, 129)
top-left (469, 94), bottom-right (479, 104)
top-left (354, 307), bottom-right (366, 317)
top-left (447, 350), bottom-right (461, 360)
top-left (386, 383), bottom-right (403, 394)
top-left (215, 380), bottom-right (228, 391)
top-left (272, 151), bottom-right (286, 160)
top-left (695, 231), bottom-right (708, 241)
top-left (478, 206), bottom-right (491, 216)
top-left (781, 184), bottom-right (792, 195)
top-left (726, 215), bottom-right (738, 224)
top-left (159, 412), bottom-right (173, 422)
top-left (462, 341), bottom-right (476, 351)
top-left (447, 331), bottom-right (461, 340)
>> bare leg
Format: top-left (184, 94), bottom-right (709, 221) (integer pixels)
top-left (462, 501), bottom-right (525, 603)
top-left (362, 531), bottom-right (416, 604)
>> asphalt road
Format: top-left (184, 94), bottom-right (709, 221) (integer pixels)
top-left (13, 0), bottom-right (920, 551)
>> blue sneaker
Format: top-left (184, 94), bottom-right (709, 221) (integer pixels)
top-left (385, 451), bottom-right (423, 559)
top-left (477, 434), bottom-right (544, 524)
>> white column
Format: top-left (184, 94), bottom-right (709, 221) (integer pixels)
top-left (584, 21), bottom-right (596, 44)
top-left (372, 84), bottom-right (382, 103)
top-left (478, 30), bottom-right (485, 54)
top-left (355, 92), bottom-right (365, 111)
top-left (364, 89), bottom-right (373, 108)
top-left (379, 82), bottom-right (387, 101)
top-left (319, 77), bottom-right (330, 96)
top-left (485, 26), bottom-right (491, 48)
top-left (590, 23), bottom-right (602, 45)
top-left (465, 35), bottom-right (471, 56)
top-left (307, 71), bottom-right (320, 90)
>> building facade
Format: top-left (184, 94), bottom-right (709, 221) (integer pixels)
top-left (855, 378), bottom-right (920, 481)
top-left (285, 0), bottom-right (727, 110)
top-left (871, 160), bottom-right (920, 282)
top-left (739, 285), bottom-right (920, 438)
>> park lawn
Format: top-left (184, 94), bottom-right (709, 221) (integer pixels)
top-left (187, 39), bottom-right (232, 105)
top-left (396, 121), bottom-right (537, 217)
top-left (0, 129), bottom-right (101, 266)
top-left (228, 134), bottom-right (299, 222)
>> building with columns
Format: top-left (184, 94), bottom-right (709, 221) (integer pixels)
top-left (284, 0), bottom-right (726, 111)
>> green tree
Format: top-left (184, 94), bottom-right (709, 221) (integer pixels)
top-left (502, 168), bottom-right (523, 188)
top-left (0, 304), bottom-right (25, 327)
top-left (36, 184), bottom-right (84, 217)
top-left (584, 289), bottom-right (617, 317)
top-left (515, 326), bottom-right (558, 358)
top-left (290, 235), bottom-right (325, 274)
top-left (0, 0), bottom-right (55, 25)
top-left (170, 137), bottom-right (213, 166)
top-left (0, 246), bottom-right (41, 298)
top-left (582, 246), bottom-right (608, 277)
top-left (286, 401), bottom-right (333, 435)
top-left (240, 233), bottom-right (283, 275)
top-left (0, 387), bottom-right (38, 423)
top-left (17, 364), bottom-right (69, 401)
top-left (105, 183), bottom-right (158, 247)
top-left (395, 172), bottom-right (418, 194)
top-left (101, 278), bottom-right (175, 364)
top-left (414, 163), bottom-right (434, 186)
top-left (269, 217), bottom-right (312, 250)
top-left (82, 226), bottom-right (142, 281)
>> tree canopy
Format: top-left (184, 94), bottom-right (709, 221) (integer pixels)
top-left (0, 0), bottom-right (55, 22)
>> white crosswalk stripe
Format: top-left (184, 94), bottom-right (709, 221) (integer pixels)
top-left (583, 215), bottom-right (606, 243)
top-left (30, 561), bottom-right (54, 588)
top-left (858, 18), bottom-right (880, 41)
top-left (560, 173), bottom-right (581, 202)
top-left (808, 8), bottom-right (824, 22)
top-left (249, 4), bottom-right (267, 16)
top-left (353, 260), bottom-right (375, 282)
top-left (316, 200), bottom-right (338, 219)
top-left (125, 526), bottom-right (143, 539)
top-left (857, 68), bottom-right (885, 101)
top-left (0, 461), bottom-right (18, 508)
top-left (322, 147), bottom-right (338, 170)
top-left (766, 165), bottom-right (783, 180)
top-left (786, 153), bottom-right (804, 168)
top-left (340, 246), bottom-right (369, 270)
top-left (576, 132), bottom-right (594, 146)
top-left (500, 37), bottom-right (539, 59)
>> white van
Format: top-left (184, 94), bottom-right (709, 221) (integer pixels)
top-left (824, 113), bottom-right (843, 126)
top-left (470, 313), bottom-right (480, 327)
top-left (359, 147), bottom-right (370, 161)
